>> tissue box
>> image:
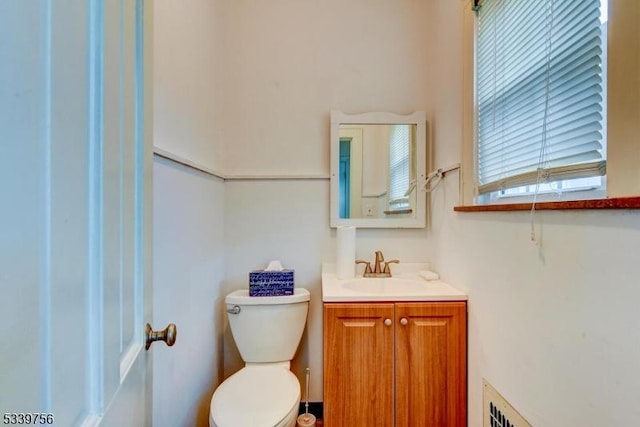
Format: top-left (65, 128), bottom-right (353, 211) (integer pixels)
top-left (249, 270), bottom-right (294, 296)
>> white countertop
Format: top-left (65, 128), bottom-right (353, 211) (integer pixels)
top-left (322, 263), bottom-right (467, 302)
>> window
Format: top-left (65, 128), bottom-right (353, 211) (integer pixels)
top-left (388, 124), bottom-right (412, 211)
top-left (474, 0), bottom-right (607, 204)
top-left (461, 0), bottom-right (640, 207)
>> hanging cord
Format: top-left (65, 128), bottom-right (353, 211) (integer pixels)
top-left (530, 0), bottom-right (555, 243)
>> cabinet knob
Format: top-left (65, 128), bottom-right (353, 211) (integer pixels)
top-left (399, 317), bottom-right (408, 326)
top-left (384, 318), bottom-right (392, 326)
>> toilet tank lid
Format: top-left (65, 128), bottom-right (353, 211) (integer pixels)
top-left (226, 288), bottom-right (310, 305)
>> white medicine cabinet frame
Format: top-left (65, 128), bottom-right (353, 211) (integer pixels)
top-left (330, 110), bottom-right (427, 228)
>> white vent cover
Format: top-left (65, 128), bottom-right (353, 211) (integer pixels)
top-left (483, 379), bottom-right (532, 427)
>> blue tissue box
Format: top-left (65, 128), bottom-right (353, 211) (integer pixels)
top-left (249, 270), bottom-right (294, 296)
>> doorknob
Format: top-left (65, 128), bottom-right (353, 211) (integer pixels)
top-left (145, 323), bottom-right (177, 350)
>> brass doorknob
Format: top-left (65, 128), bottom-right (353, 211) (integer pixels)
top-left (145, 323), bottom-right (177, 350)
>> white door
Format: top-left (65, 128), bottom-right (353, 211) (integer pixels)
top-left (0, 1), bottom-right (162, 426)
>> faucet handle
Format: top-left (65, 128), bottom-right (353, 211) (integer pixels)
top-left (373, 250), bottom-right (385, 273)
top-left (355, 260), bottom-right (373, 274)
top-left (382, 259), bottom-right (399, 274)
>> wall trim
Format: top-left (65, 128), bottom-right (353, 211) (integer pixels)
top-left (154, 146), bottom-right (226, 179)
top-left (225, 173), bottom-right (330, 181)
top-left (153, 146), bottom-right (330, 181)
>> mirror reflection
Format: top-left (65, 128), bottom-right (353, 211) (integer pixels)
top-left (330, 111), bottom-right (426, 228)
top-left (338, 124), bottom-right (417, 219)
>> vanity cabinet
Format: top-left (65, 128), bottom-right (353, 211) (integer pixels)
top-left (323, 301), bottom-right (467, 427)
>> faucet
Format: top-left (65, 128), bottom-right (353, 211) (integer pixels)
top-left (356, 250), bottom-right (399, 278)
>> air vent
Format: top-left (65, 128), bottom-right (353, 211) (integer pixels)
top-left (483, 379), bottom-right (532, 427)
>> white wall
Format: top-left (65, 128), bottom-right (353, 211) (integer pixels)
top-left (432, 177), bottom-right (640, 426)
top-left (221, 180), bottom-right (331, 389)
top-left (152, 158), bottom-right (226, 427)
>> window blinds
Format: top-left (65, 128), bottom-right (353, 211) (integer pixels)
top-left (476, 0), bottom-right (605, 195)
top-left (388, 125), bottom-right (411, 208)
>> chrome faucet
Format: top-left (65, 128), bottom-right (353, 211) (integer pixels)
top-left (356, 250), bottom-right (399, 278)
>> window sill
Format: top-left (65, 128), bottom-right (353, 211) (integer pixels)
top-left (454, 196), bottom-right (640, 212)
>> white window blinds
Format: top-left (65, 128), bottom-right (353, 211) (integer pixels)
top-left (389, 124), bottom-right (411, 209)
top-left (476, 0), bottom-right (605, 195)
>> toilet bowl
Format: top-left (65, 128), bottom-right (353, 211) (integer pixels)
top-left (209, 364), bottom-right (300, 427)
top-left (209, 288), bottom-right (310, 427)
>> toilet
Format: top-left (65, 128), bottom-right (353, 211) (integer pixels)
top-left (209, 288), bottom-right (310, 427)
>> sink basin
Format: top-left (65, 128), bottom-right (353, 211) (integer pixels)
top-left (343, 278), bottom-right (430, 294)
top-left (321, 263), bottom-right (467, 302)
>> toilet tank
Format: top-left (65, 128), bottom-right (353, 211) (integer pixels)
top-left (225, 288), bottom-right (310, 363)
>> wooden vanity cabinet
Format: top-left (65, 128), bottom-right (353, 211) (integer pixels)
top-left (323, 301), bottom-right (467, 427)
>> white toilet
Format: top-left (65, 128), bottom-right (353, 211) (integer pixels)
top-left (209, 288), bottom-right (310, 427)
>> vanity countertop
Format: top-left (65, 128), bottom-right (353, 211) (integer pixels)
top-left (321, 263), bottom-right (467, 303)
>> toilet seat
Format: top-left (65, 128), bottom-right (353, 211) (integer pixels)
top-left (210, 365), bottom-right (300, 427)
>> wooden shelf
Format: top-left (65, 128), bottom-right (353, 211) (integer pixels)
top-left (454, 196), bottom-right (640, 212)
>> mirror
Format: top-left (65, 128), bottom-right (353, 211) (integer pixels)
top-left (330, 111), bottom-right (427, 228)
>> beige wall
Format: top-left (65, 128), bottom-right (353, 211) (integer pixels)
top-left (154, 0), bottom-right (640, 425)
top-left (154, 0), bottom-right (224, 172)
top-left (213, 0), bottom-right (434, 175)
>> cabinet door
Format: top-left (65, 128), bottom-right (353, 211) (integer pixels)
top-left (324, 303), bottom-right (395, 426)
top-left (395, 302), bottom-right (467, 427)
